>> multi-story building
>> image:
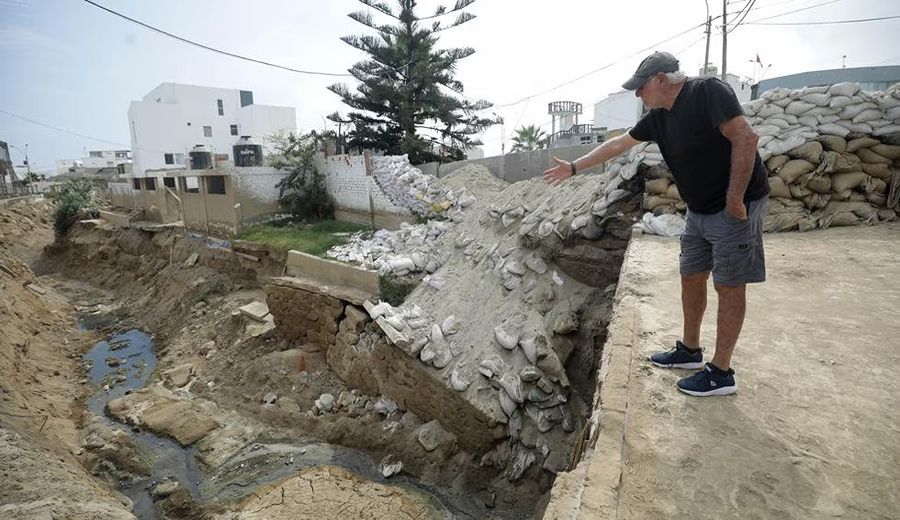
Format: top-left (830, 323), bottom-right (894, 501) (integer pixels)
top-left (127, 83), bottom-right (296, 176)
top-left (56, 150), bottom-right (132, 175)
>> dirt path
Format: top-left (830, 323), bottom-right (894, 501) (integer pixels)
top-left (614, 224), bottom-right (900, 519)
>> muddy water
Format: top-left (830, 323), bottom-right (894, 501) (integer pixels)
top-left (84, 329), bottom-right (204, 519)
top-left (83, 329), bottom-right (484, 519)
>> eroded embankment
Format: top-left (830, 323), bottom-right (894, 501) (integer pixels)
top-left (1, 199), bottom-right (135, 519)
top-left (15, 161), bottom-right (640, 519)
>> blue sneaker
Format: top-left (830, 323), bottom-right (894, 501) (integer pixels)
top-left (649, 341), bottom-right (704, 369)
top-left (677, 363), bottom-right (737, 397)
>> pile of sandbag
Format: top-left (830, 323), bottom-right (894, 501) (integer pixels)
top-left (607, 81), bottom-right (900, 233)
top-left (371, 155), bottom-right (476, 218)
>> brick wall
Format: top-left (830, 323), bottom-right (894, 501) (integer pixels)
top-left (318, 153), bottom-right (410, 217)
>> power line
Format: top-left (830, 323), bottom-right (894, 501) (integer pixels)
top-left (743, 0), bottom-right (842, 23)
top-left (746, 14), bottom-right (900, 25)
top-left (82, 0), bottom-right (352, 77)
top-left (0, 108), bottom-right (169, 155)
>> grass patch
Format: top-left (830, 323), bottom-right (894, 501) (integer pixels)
top-left (237, 219), bottom-right (370, 256)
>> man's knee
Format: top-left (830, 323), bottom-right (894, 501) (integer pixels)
top-left (714, 282), bottom-right (746, 296)
top-left (682, 271), bottom-right (710, 284)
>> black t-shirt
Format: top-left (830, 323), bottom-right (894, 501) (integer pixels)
top-left (629, 77), bottom-right (769, 214)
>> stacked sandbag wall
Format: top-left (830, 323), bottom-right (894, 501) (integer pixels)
top-left (605, 81), bottom-right (900, 233)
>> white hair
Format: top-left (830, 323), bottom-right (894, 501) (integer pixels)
top-left (662, 70), bottom-right (687, 83)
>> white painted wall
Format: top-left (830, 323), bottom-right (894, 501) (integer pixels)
top-left (593, 90), bottom-right (643, 131)
top-left (128, 83), bottom-right (296, 176)
top-left (318, 154), bottom-right (408, 215)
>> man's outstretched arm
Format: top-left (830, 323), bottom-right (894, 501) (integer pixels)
top-left (543, 132), bottom-right (642, 186)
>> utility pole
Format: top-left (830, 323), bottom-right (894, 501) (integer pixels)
top-left (25, 144), bottom-right (31, 174)
top-left (721, 0), bottom-right (728, 80)
top-left (704, 16), bottom-right (712, 75)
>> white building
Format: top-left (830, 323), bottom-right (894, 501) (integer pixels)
top-left (127, 83), bottom-right (296, 176)
top-left (593, 67), bottom-right (753, 132)
top-left (56, 150), bottom-right (131, 174)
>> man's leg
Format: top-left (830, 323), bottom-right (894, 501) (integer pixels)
top-left (681, 271), bottom-right (710, 349)
top-left (711, 283), bottom-right (746, 371)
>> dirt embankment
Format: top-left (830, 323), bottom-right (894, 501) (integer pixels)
top-left (0, 199), bottom-right (135, 519)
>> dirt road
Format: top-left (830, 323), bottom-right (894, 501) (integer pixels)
top-left (613, 224), bottom-right (899, 519)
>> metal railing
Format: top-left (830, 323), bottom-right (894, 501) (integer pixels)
top-left (0, 184), bottom-right (42, 200)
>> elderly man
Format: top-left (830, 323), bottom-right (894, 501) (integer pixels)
top-left (543, 51), bottom-right (769, 397)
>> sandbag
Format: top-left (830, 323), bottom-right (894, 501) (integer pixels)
top-left (869, 119), bottom-right (892, 128)
top-left (798, 115), bottom-right (819, 128)
top-left (886, 106), bottom-right (900, 120)
top-left (755, 124), bottom-right (783, 136)
top-left (785, 100), bottom-right (816, 115)
top-left (788, 141), bottom-right (823, 163)
top-left (645, 178), bottom-right (670, 196)
top-left (644, 194), bottom-right (681, 210)
top-left (757, 104), bottom-right (784, 118)
top-left (818, 123), bottom-right (851, 137)
top-left (816, 113), bottom-right (841, 124)
top-left (861, 162), bottom-right (892, 180)
top-left (853, 108), bottom-right (883, 124)
top-left (877, 208), bottom-right (897, 221)
top-left (828, 82), bottom-right (860, 97)
top-left (868, 192), bottom-right (886, 206)
top-left (765, 117), bottom-right (792, 130)
top-left (768, 176), bottom-right (791, 198)
top-left (871, 143), bottom-right (900, 160)
top-left (802, 192), bottom-right (831, 210)
top-left (801, 85), bottom-right (830, 95)
top-left (865, 177), bottom-right (887, 194)
top-left (830, 171), bottom-right (867, 192)
top-left (873, 125), bottom-right (900, 137)
top-left (817, 135), bottom-right (847, 152)
top-left (665, 183), bottom-right (681, 201)
top-left (840, 102), bottom-right (879, 120)
top-left (856, 148), bottom-right (892, 165)
top-left (846, 136), bottom-right (879, 152)
top-left (836, 121), bottom-right (873, 134)
top-left (766, 154), bottom-right (790, 172)
top-left (800, 93), bottom-right (830, 106)
top-left (802, 174), bottom-right (832, 194)
top-left (828, 95), bottom-right (859, 109)
top-left (789, 183), bottom-right (811, 198)
top-left (816, 151), bottom-right (861, 174)
top-left (766, 135), bottom-right (807, 155)
top-left (778, 159), bottom-right (816, 183)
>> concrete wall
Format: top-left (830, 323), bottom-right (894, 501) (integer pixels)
top-left (319, 153), bottom-right (412, 229)
top-left (129, 82), bottom-right (296, 176)
top-left (109, 182), bottom-right (134, 210)
top-left (437, 142), bottom-right (603, 182)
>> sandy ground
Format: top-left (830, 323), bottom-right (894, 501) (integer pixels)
top-left (616, 223), bottom-right (900, 519)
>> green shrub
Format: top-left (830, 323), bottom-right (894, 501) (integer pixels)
top-left (268, 131), bottom-right (334, 221)
top-left (378, 273), bottom-right (420, 306)
top-left (53, 179), bottom-right (96, 236)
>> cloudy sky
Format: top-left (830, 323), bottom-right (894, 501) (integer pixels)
top-left (1, 0), bottom-right (898, 173)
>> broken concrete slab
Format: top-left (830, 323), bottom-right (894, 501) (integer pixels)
top-left (246, 313), bottom-right (276, 338)
top-left (164, 363), bottom-right (193, 388)
top-left (238, 301), bottom-right (270, 322)
top-left (24, 283), bottom-right (46, 295)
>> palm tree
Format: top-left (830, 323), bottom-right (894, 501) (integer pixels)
top-left (511, 124), bottom-right (547, 152)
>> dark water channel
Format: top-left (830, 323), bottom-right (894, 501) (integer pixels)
top-left (83, 328), bottom-right (491, 519)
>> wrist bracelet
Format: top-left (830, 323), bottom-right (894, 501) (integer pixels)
top-left (570, 161), bottom-right (577, 176)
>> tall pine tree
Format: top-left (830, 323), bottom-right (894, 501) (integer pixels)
top-left (328, 0), bottom-right (498, 164)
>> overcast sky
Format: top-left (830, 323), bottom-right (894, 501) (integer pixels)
top-left (1, 0), bottom-right (898, 173)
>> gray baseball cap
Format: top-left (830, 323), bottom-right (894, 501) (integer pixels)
top-left (622, 51), bottom-right (680, 90)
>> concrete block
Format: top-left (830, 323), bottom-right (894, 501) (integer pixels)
top-left (286, 250), bottom-right (380, 296)
top-left (239, 301), bottom-right (270, 322)
top-left (98, 210), bottom-right (131, 226)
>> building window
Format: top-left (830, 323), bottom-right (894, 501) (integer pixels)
top-left (230, 124), bottom-right (238, 136)
top-left (207, 175), bottom-right (226, 195)
top-left (164, 153), bottom-right (174, 165)
top-left (203, 126), bottom-right (212, 137)
top-left (163, 177), bottom-right (176, 189)
top-left (132, 179), bottom-right (141, 190)
top-left (145, 177), bottom-right (156, 191)
top-left (182, 176), bottom-right (200, 193)
top-left (217, 99), bottom-right (224, 116)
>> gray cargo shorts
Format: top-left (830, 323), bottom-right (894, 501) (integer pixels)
top-left (680, 196), bottom-right (768, 286)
